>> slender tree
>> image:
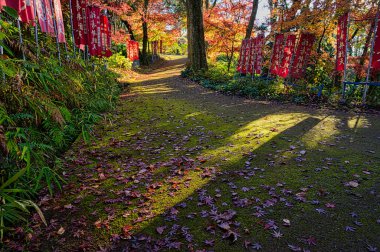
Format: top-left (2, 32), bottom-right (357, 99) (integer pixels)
top-left (141, 0), bottom-right (150, 65)
top-left (245, 0), bottom-right (259, 39)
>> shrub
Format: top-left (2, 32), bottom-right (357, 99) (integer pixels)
top-left (108, 52), bottom-right (133, 69)
top-left (0, 8), bottom-right (121, 239)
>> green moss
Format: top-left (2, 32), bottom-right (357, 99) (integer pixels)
top-left (39, 58), bottom-right (380, 251)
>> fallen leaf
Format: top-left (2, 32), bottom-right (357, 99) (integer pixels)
top-left (156, 226), bottom-right (166, 235)
top-left (57, 227), bottom-right (65, 235)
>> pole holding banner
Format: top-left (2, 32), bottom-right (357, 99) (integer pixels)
top-left (69, 0), bottom-right (76, 58)
top-left (341, 14), bottom-right (350, 99)
top-left (33, 0), bottom-right (40, 59)
top-left (362, 7), bottom-right (380, 104)
top-left (0, 16), bottom-right (5, 82)
top-left (49, 0), bottom-right (61, 65)
top-left (17, 20), bottom-right (26, 60)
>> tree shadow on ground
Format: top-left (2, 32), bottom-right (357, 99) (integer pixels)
top-left (22, 58), bottom-right (380, 252)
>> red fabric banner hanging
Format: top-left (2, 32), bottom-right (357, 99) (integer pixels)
top-left (100, 14), bottom-right (107, 57)
top-left (72, 0), bottom-right (87, 48)
top-left (371, 16), bottom-right (380, 70)
top-left (1, 0), bottom-right (35, 25)
top-left (53, 0), bottom-right (65, 43)
top-left (290, 33), bottom-right (315, 79)
top-left (35, 0), bottom-right (55, 34)
top-left (254, 35), bottom-right (265, 75)
top-left (134, 41), bottom-right (139, 60)
top-left (20, 0), bottom-right (35, 25)
top-left (236, 39), bottom-right (245, 73)
top-left (237, 39), bottom-right (251, 74)
top-left (44, 0), bottom-right (55, 35)
top-left (106, 15), bottom-right (112, 57)
top-left (278, 34), bottom-right (297, 78)
top-left (336, 13), bottom-right (348, 72)
top-left (100, 14), bottom-right (112, 57)
top-left (248, 38), bottom-right (257, 74)
top-left (127, 40), bottom-right (139, 61)
top-left (270, 33), bottom-right (285, 76)
top-left (86, 5), bottom-right (100, 56)
top-left (243, 39), bottom-right (252, 74)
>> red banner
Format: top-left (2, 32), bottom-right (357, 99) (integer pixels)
top-left (133, 41), bottom-right (139, 60)
top-left (237, 39), bottom-right (251, 74)
top-left (336, 13), bottom-right (348, 72)
top-left (53, 0), bottom-right (65, 43)
top-left (371, 16), bottom-right (380, 70)
top-left (290, 33), bottom-right (315, 79)
top-left (44, 0), bottom-right (55, 35)
top-left (1, 0), bottom-right (35, 25)
top-left (254, 35), bottom-right (265, 75)
top-left (106, 15), bottom-right (112, 57)
top-left (236, 39), bottom-right (245, 73)
top-left (270, 34), bottom-right (285, 76)
top-left (100, 14), bottom-right (112, 57)
top-left (248, 38), bottom-right (257, 74)
top-left (20, 0), bottom-right (35, 25)
top-left (127, 40), bottom-right (139, 61)
top-left (35, 0), bottom-right (55, 34)
top-left (86, 5), bottom-right (100, 56)
top-left (278, 34), bottom-right (297, 78)
top-left (72, 0), bottom-right (87, 48)
top-left (244, 39), bottom-right (252, 74)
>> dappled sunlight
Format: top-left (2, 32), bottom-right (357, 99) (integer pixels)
top-left (346, 115), bottom-right (369, 130)
top-left (203, 113), bottom-right (310, 165)
top-left (301, 114), bottom-right (373, 149)
top-left (26, 57), bottom-right (380, 252)
top-left (301, 115), bottom-right (341, 148)
top-left (136, 170), bottom-right (211, 231)
top-left (184, 111), bottom-right (206, 119)
top-left (144, 69), bottom-right (182, 80)
top-left (132, 84), bottom-right (179, 95)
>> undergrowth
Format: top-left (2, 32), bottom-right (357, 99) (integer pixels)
top-left (0, 7), bottom-right (121, 240)
top-left (182, 56), bottom-right (380, 109)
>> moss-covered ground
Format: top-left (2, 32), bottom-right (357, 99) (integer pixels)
top-left (11, 56), bottom-right (380, 251)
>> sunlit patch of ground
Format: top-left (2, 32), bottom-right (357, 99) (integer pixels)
top-left (14, 56), bottom-right (380, 252)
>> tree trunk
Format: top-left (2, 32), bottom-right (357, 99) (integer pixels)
top-left (227, 41), bottom-right (234, 71)
top-left (355, 20), bottom-right (375, 81)
top-left (317, 25), bottom-right (327, 54)
top-left (121, 19), bottom-right (136, 41)
top-left (245, 0), bottom-right (259, 39)
top-left (186, 0), bottom-right (208, 71)
top-left (141, 0), bottom-right (149, 65)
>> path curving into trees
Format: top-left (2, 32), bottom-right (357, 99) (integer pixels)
top-left (15, 56), bottom-right (380, 251)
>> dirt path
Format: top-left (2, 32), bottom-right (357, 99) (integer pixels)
top-left (15, 56), bottom-right (380, 251)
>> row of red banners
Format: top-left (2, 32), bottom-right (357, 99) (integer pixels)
top-left (127, 40), bottom-right (139, 61)
top-left (237, 32), bottom-right (315, 79)
top-left (0, 0), bottom-right (66, 43)
top-left (72, 1), bottom-right (112, 57)
top-left (270, 33), bottom-right (315, 78)
top-left (239, 12), bottom-right (380, 78)
top-left (0, 0), bottom-right (113, 57)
